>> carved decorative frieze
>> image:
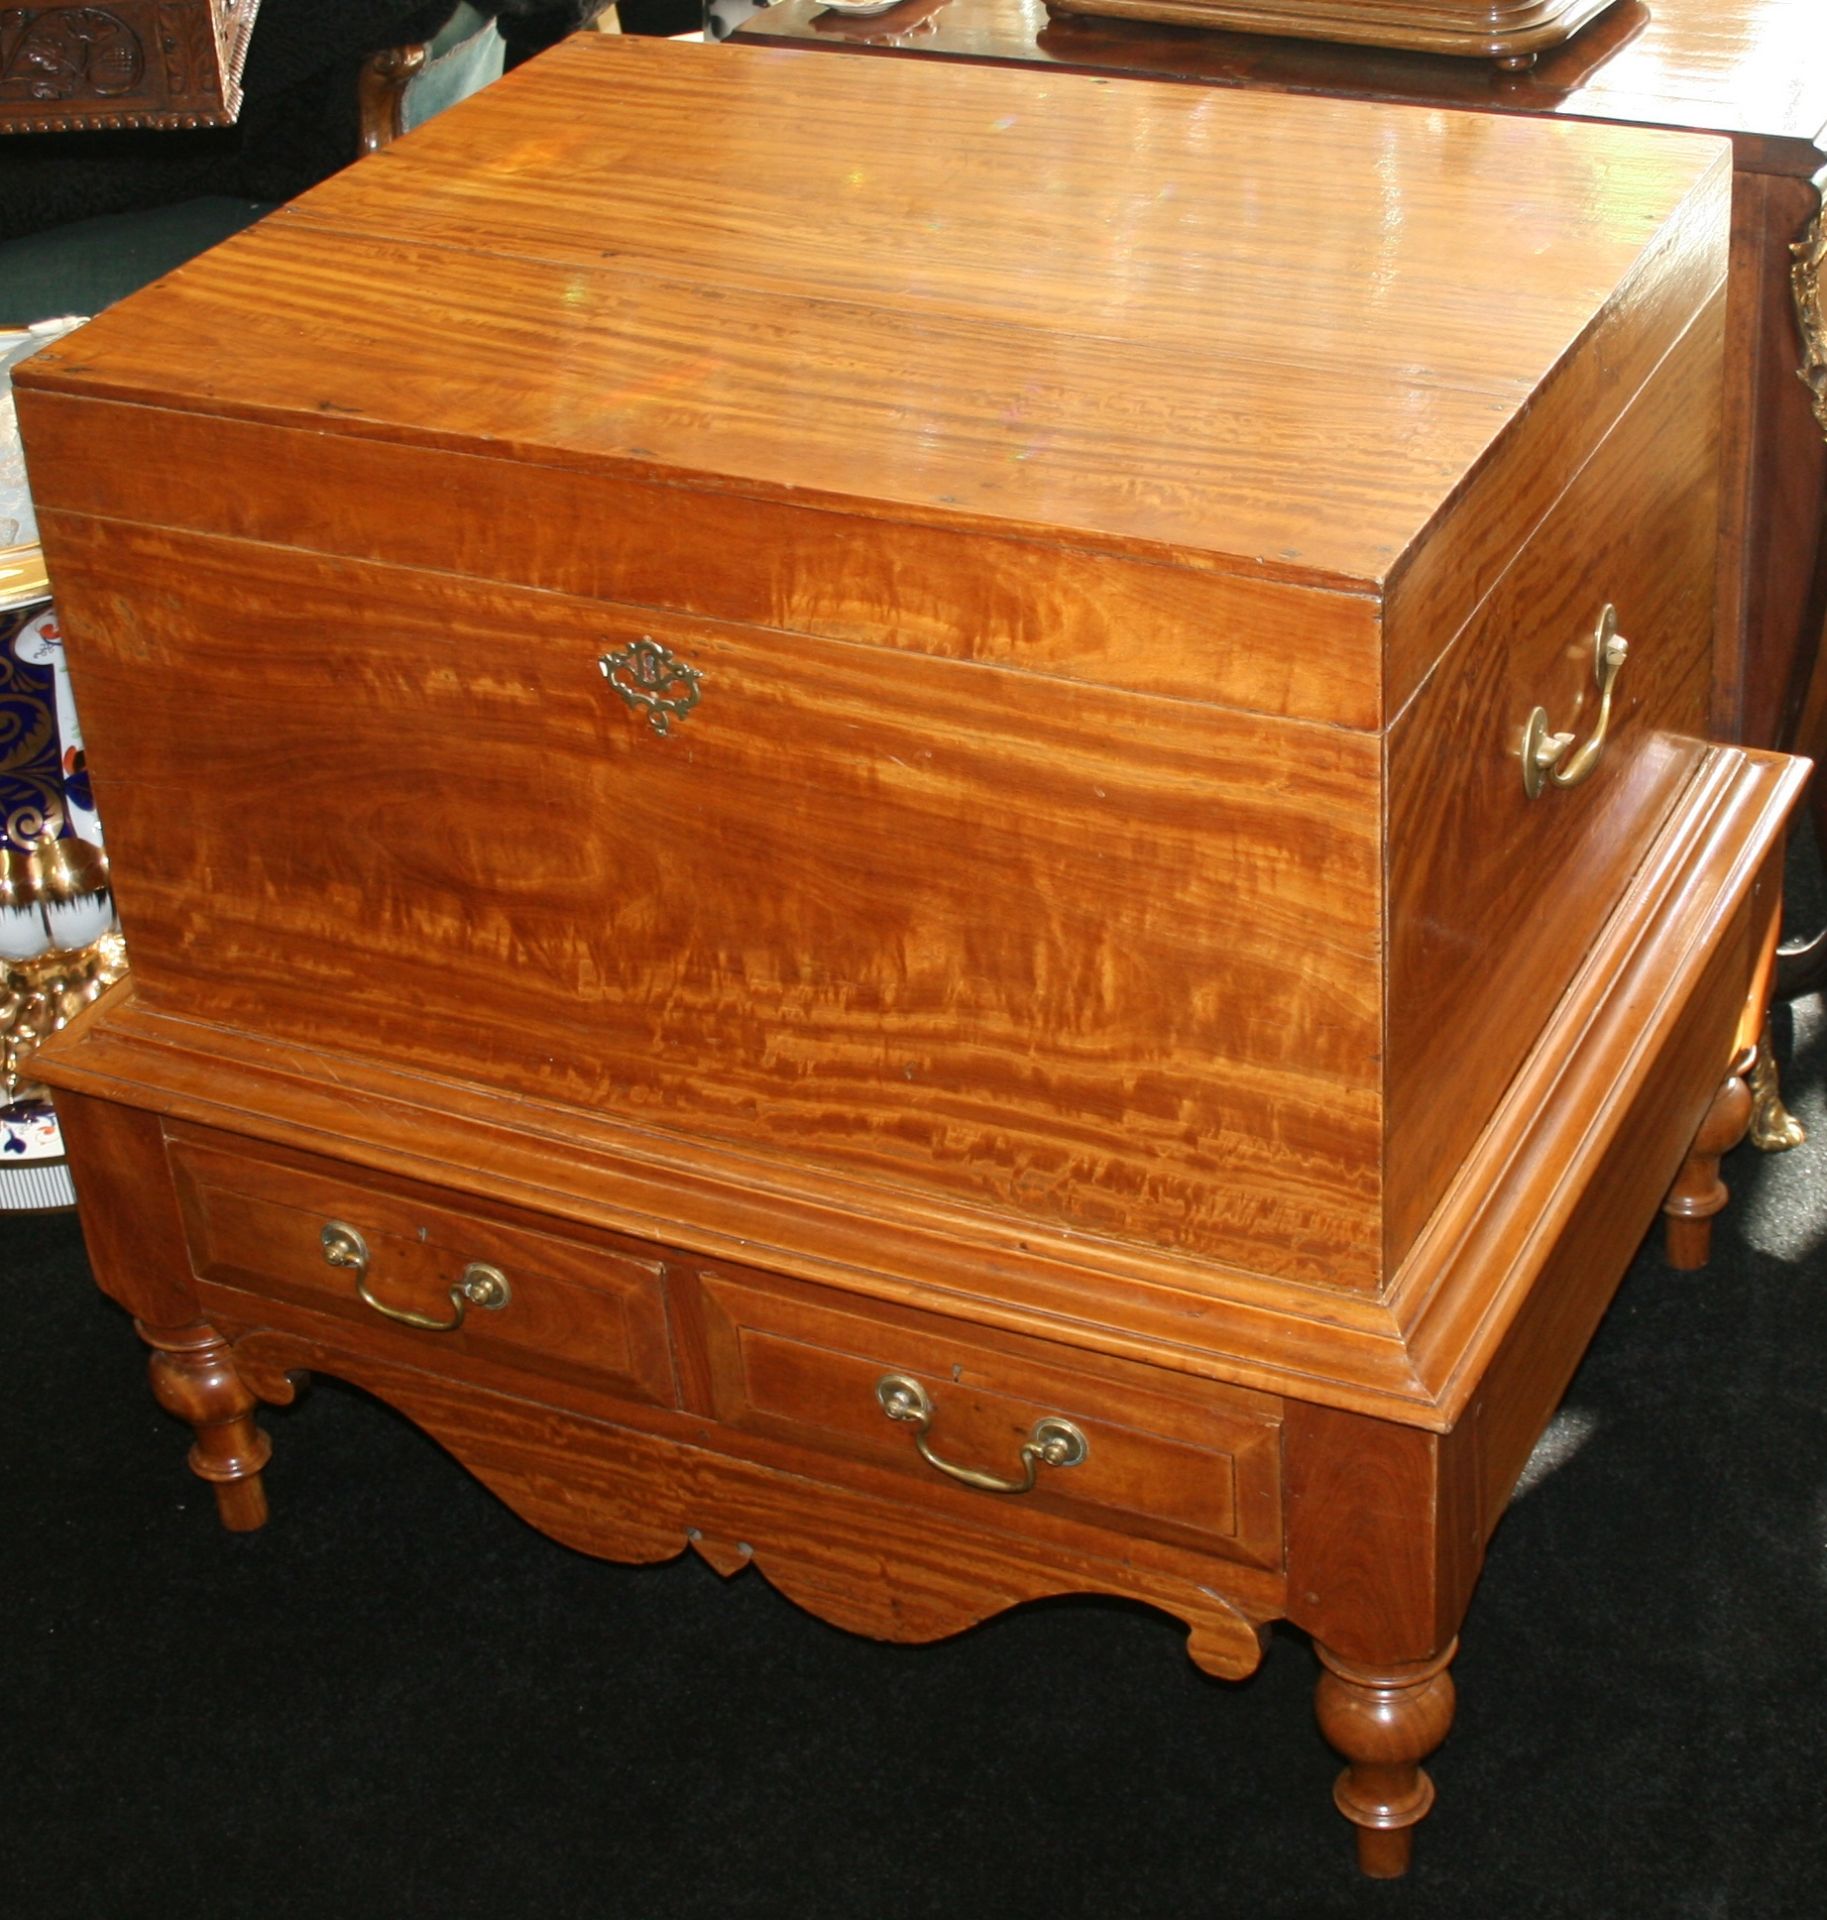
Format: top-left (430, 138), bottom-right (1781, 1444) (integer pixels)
top-left (0, 7), bottom-right (147, 104)
top-left (0, 0), bottom-right (257, 132)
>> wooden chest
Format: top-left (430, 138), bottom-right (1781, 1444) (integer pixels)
top-left (0, 1), bottom-right (260, 131)
top-left (15, 34), bottom-right (1808, 1875)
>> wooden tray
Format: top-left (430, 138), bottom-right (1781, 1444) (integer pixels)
top-left (1042, 1), bottom-right (1624, 67)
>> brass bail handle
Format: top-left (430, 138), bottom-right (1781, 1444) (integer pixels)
top-left (1521, 604), bottom-right (1630, 800)
top-left (321, 1221), bottom-right (512, 1333)
top-left (875, 1373), bottom-right (1089, 1495)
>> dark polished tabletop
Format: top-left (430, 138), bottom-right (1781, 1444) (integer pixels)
top-left (731, 0), bottom-right (1827, 172)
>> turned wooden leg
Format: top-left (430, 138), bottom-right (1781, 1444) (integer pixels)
top-left (140, 1320), bottom-right (272, 1532)
top-left (1314, 1640), bottom-right (1457, 1879)
top-left (1748, 1019), bottom-right (1806, 1152)
top-left (1662, 1063), bottom-right (1754, 1271)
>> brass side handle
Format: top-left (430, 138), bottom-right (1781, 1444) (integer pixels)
top-left (1521, 604), bottom-right (1630, 799)
top-left (320, 1221), bottom-right (512, 1333)
top-left (874, 1373), bottom-right (1088, 1495)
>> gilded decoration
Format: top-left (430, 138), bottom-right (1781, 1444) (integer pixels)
top-left (2, 930), bottom-right (127, 1101)
top-left (1793, 180), bottom-right (1827, 440)
top-left (1, 598), bottom-right (121, 1099)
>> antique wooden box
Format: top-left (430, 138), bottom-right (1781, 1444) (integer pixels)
top-left (1, 0), bottom-right (260, 132)
top-left (1040, 1), bottom-right (1621, 68)
top-left (14, 34), bottom-right (1807, 1874)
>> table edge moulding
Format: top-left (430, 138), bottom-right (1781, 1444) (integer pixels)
top-left (1039, 2), bottom-right (1627, 70)
top-left (12, 31), bottom-right (1815, 1879)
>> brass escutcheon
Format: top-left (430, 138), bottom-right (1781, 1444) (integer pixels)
top-left (1521, 604), bottom-right (1630, 800)
top-left (321, 1220), bottom-right (512, 1332)
top-left (874, 1372), bottom-right (1088, 1495)
top-left (598, 636), bottom-right (703, 736)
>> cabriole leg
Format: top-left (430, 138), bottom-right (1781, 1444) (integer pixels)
top-left (140, 1320), bottom-right (272, 1532)
top-left (1314, 1639), bottom-right (1457, 1879)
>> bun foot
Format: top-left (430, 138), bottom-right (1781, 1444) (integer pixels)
top-left (1314, 1640), bottom-right (1457, 1879)
top-left (140, 1320), bottom-right (273, 1532)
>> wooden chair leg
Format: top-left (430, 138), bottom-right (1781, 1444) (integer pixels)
top-left (1314, 1640), bottom-right (1458, 1879)
top-left (141, 1319), bottom-right (272, 1532)
top-left (1662, 1063), bottom-right (1754, 1271)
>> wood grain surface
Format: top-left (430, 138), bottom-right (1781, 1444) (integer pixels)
top-left (36, 509), bottom-right (1386, 1284)
top-left (19, 35), bottom-right (1730, 621)
top-left (170, 1130), bottom-right (680, 1409)
top-left (1382, 293), bottom-right (1722, 1266)
top-left (33, 748), bottom-right (1806, 1426)
top-left (729, 0), bottom-right (1826, 749)
top-left (691, 1262), bottom-right (1285, 1565)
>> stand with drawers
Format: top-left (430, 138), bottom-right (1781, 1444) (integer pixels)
top-left (18, 35), bottom-right (1810, 1876)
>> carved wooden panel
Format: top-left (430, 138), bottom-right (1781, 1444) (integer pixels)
top-left (0, 0), bottom-right (260, 132)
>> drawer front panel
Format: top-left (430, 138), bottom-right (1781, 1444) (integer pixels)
top-left (52, 516), bottom-right (1384, 1290)
top-left (1383, 294), bottom-right (1723, 1271)
top-left (696, 1269), bottom-right (1283, 1569)
top-left (169, 1134), bottom-right (678, 1408)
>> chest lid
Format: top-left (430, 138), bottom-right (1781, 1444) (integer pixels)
top-left (17, 33), bottom-right (1728, 730)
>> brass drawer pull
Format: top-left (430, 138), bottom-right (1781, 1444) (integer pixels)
top-left (874, 1373), bottom-right (1089, 1495)
top-left (320, 1221), bottom-right (512, 1332)
top-left (1522, 603), bottom-right (1630, 799)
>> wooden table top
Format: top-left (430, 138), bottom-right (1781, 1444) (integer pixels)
top-left (733, 0), bottom-right (1827, 173)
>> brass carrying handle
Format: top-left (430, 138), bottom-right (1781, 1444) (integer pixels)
top-left (874, 1373), bottom-right (1088, 1495)
top-left (1521, 604), bottom-right (1630, 799)
top-left (320, 1221), bottom-right (511, 1333)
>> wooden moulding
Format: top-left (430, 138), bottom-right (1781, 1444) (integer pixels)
top-left (33, 745), bottom-right (1808, 1432)
top-left (1041, 1), bottom-right (1625, 67)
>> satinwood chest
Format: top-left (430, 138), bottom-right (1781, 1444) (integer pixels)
top-left (15, 34), bottom-right (1807, 1875)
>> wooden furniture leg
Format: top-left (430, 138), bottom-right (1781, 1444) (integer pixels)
top-left (1313, 1641), bottom-right (1458, 1880)
top-left (141, 1319), bottom-right (272, 1532)
top-left (1662, 1059), bottom-right (1755, 1269)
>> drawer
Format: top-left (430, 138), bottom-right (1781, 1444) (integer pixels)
top-left (168, 1131), bottom-right (678, 1409)
top-left (694, 1268), bottom-right (1283, 1570)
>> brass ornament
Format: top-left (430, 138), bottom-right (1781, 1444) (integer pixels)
top-left (1792, 183), bottom-right (1827, 440)
top-left (1, 927), bottom-right (127, 1101)
top-left (598, 637), bottom-right (703, 737)
top-left (1521, 604), bottom-right (1630, 800)
top-left (1748, 1023), bottom-right (1806, 1153)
